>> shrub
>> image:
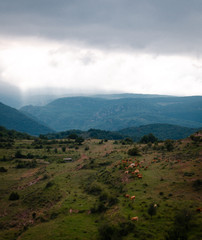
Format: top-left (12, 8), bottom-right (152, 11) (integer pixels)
top-left (85, 146), bottom-right (89, 151)
top-left (45, 181), bottom-right (54, 188)
top-left (16, 160), bottom-right (37, 169)
top-left (140, 133), bottom-right (158, 144)
top-left (166, 209), bottom-right (193, 240)
top-left (15, 150), bottom-right (24, 158)
top-left (164, 140), bottom-right (175, 152)
top-left (128, 145), bottom-right (140, 156)
top-left (98, 223), bottom-right (116, 240)
top-left (9, 192), bottom-right (20, 201)
top-left (87, 182), bottom-right (102, 195)
top-left (192, 179), bottom-right (202, 190)
top-left (0, 167), bottom-right (7, 172)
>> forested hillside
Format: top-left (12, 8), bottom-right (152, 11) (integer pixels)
top-left (0, 102), bottom-right (54, 135)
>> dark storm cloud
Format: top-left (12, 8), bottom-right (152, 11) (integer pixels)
top-left (0, 0), bottom-right (202, 54)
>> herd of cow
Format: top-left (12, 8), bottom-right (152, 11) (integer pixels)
top-left (118, 158), bottom-right (149, 221)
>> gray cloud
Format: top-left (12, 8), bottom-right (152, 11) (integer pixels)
top-left (0, 0), bottom-right (202, 55)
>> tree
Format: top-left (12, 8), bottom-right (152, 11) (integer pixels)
top-left (140, 133), bottom-right (158, 144)
top-left (68, 133), bottom-right (78, 139)
top-left (164, 140), bottom-right (174, 151)
top-left (128, 145), bottom-right (140, 156)
top-left (15, 150), bottom-right (24, 158)
top-left (75, 136), bottom-right (84, 145)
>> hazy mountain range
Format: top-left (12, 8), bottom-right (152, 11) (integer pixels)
top-left (0, 94), bottom-right (201, 138)
top-left (21, 95), bottom-right (202, 131)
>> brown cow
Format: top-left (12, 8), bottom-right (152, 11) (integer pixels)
top-left (137, 174), bottom-right (142, 179)
top-left (131, 195), bottom-right (136, 200)
top-left (125, 194), bottom-right (130, 198)
top-left (131, 216), bottom-right (138, 221)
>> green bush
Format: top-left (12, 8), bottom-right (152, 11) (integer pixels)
top-left (0, 167), bottom-right (7, 172)
top-left (128, 145), bottom-right (140, 156)
top-left (15, 150), bottom-right (24, 158)
top-left (166, 209), bottom-right (193, 240)
top-left (192, 179), bottom-right (202, 190)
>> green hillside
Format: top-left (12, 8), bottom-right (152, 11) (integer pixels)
top-left (21, 96), bottom-right (202, 131)
top-left (0, 132), bottom-right (201, 240)
top-left (0, 102), bottom-right (54, 135)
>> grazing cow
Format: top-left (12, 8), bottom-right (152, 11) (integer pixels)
top-left (131, 216), bottom-right (138, 221)
top-left (125, 194), bottom-right (130, 198)
top-left (137, 174), bottom-right (142, 179)
top-left (131, 195), bottom-right (136, 200)
top-left (129, 163), bottom-right (135, 168)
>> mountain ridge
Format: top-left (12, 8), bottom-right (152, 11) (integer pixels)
top-left (21, 95), bottom-right (202, 131)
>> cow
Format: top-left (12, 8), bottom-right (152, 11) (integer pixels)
top-left (125, 194), bottom-right (130, 198)
top-left (137, 174), bottom-right (142, 179)
top-left (131, 195), bottom-right (136, 200)
top-left (125, 170), bottom-right (129, 174)
top-left (131, 216), bottom-right (138, 221)
top-left (134, 169), bottom-right (139, 173)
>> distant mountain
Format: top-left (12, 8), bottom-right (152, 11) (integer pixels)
top-left (0, 102), bottom-right (54, 135)
top-left (21, 95), bottom-right (202, 131)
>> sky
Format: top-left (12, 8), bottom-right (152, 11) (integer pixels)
top-left (0, 0), bottom-right (202, 99)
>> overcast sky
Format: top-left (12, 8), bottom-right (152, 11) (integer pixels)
top-left (0, 0), bottom-right (202, 97)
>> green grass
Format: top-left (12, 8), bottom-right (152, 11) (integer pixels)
top-left (0, 137), bottom-right (201, 239)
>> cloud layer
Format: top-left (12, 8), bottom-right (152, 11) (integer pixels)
top-left (0, 0), bottom-right (202, 54)
top-left (0, 0), bottom-right (201, 98)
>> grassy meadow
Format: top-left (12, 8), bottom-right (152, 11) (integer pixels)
top-left (0, 135), bottom-right (201, 240)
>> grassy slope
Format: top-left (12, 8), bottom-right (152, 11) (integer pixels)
top-left (0, 136), bottom-right (201, 240)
